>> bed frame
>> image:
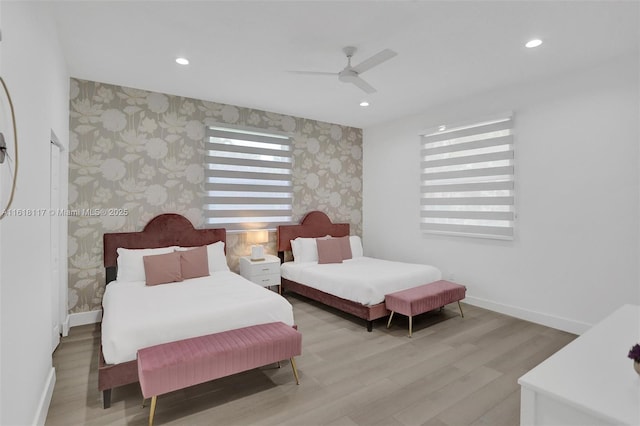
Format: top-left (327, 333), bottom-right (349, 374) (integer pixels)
top-left (100, 213), bottom-right (226, 408)
top-left (277, 211), bottom-right (389, 332)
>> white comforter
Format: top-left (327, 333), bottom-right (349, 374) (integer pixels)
top-left (101, 271), bottom-right (295, 364)
top-left (281, 257), bottom-right (442, 306)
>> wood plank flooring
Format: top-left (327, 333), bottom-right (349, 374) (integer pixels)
top-left (45, 295), bottom-right (575, 426)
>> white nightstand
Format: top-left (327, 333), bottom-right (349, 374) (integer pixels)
top-left (239, 254), bottom-right (281, 293)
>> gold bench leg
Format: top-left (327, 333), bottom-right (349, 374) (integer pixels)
top-left (148, 395), bottom-right (157, 426)
top-left (409, 316), bottom-right (413, 338)
top-left (386, 311), bottom-right (394, 328)
top-left (457, 301), bottom-right (464, 318)
top-left (290, 357), bottom-right (300, 385)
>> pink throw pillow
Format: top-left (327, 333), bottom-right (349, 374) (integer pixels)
top-left (143, 251), bottom-right (183, 286)
top-left (179, 246), bottom-right (210, 279)
top-left (316, 238), bottom-right (343, 264)
top-left (335, 236), bottom-right (352, 260)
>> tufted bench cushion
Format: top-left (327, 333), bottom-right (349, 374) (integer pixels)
top-left (386, 280), bottom-right (466, 337)
top-left (137, 322), bottom-right (301, 425)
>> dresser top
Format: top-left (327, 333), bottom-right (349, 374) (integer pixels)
top-left (518, 304), bottom-right (640, 425)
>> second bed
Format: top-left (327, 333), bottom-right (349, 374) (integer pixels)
top-left (277, 211), bottom-right (441, 331)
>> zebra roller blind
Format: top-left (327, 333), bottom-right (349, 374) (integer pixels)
top-left (420, 115), bottom-right (515, 239)
top-left (204, 126), bottom-right (292, 231)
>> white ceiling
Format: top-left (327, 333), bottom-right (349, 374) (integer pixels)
top-left (51, 1), bottom-right (639, 129)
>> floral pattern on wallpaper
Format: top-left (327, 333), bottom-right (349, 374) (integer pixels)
top-left (68, 78), bottom-right (362, 313)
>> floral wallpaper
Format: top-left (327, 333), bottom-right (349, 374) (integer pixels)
top-left (68, 78), bottom-right (363, 313)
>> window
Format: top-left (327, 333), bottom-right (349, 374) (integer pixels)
top-left (420, 115), bottom-right (514, 240)
top-left (204, 125), bottom-right (292, 231)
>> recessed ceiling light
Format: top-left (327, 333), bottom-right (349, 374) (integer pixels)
top-left (359, 101), bottom-right (369, 107)
top-left (175, 57), bottom-right (189, 65)
top-left (525, 39), bottom-right (543, 49)
top-left (438, 125), bottom-right (446, 132)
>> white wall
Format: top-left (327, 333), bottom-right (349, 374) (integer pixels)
top-left (363, 55), bottom-right (639, 334)
top-left (0, 2), bottom-right (69, 425)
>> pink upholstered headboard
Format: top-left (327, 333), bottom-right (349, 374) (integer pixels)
top-left (103, 214), bottom-right (226, 283)
top-left (277, 211), bottom-right (350, 253)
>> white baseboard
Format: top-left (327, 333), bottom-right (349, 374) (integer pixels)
top-left (61, 315), bottom-right (70, 337)
top-left (464, 296), bottom-right (591, 335)
top-left (51, 325), bottom-right (60, 353)
top-left (32, 367), bottom-right (56, 426)
top-left (68, 310), bottom-right (102, 328)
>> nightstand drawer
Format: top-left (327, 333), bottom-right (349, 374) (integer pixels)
top-left (250, 262), bottom-right (279, 276)
top-left (239, 255), bottom-right (281, 292)
top-left (251, 273), bottom-right (280, 287)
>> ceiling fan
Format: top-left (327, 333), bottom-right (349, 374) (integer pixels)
top-left (291, 46), bottom-right (397, 94)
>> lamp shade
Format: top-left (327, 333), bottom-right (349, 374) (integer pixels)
top-left (247, 230), bottom-right (268, 245)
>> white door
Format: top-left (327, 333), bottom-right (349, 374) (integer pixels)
top-left (50, 140), bottom-right (61, 352)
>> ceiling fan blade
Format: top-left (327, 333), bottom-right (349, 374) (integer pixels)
top-left (351, 77), bottom-right (377, 94)
top-left (352, 49), bottom-right (397, 74)
top-left (287, 71), bottom-right (338, 76)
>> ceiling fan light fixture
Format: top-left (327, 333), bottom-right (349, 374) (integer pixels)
top-left (175, 57), bottom-right (189, 65)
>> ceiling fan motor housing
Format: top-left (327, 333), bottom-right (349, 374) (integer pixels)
top-left (338, 69), bottom-right (358, 82)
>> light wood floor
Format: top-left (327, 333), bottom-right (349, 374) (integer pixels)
top-left (46, 295), bottom-right (575, 426)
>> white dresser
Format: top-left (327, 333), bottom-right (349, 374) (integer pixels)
top-left (239, 254), bottom-right (281, 293)
top-left (518, 304), bottom-right (640, 426)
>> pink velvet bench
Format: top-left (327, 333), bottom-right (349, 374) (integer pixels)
top-left (386, 280), bottom-right (466, 337)
top-left (137, 322), bottom-right (302, 426)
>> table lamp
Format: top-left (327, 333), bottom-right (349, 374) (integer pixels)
top-left (247, 230), bottom-right (268, 261)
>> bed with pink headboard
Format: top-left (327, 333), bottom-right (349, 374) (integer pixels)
top-left (101, 213), bottom-right (296, 409)
top-left (277, 211), bottom-right (391, 332)
top-left (100, 214), bottom-right (230, 408)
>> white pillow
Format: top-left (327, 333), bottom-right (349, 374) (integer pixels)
top-left (290, 237), bottom-right (319, 263)
top-left (290, 239), bottom-right (302, 260)
top-left (116, 246), bottom-right (176, 282)
top-left (349, 236), bottom-right (363, 258)
top-left (206, 241), bottom-right (230, 272)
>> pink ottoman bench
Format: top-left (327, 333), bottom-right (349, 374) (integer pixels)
top-left (137, 322), bottom-right (301, 426)
top-left (385, 280), bottom-right (466, 337)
